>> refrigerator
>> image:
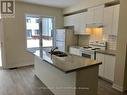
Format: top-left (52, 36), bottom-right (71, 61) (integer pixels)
top-left (53, 28), bottom-right (77, 52)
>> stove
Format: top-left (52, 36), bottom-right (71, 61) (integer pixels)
top-left (81, 41), bottom-right (107, 60)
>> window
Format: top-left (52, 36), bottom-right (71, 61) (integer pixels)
top-left (42, 18), bottom-right (53, 36)
top-left (26, 16), bottom-right (54, 55)
top-left (26, 18), bottom-right (31, 23)
top-left (27, 29), bottom-right (32, 38)
top-left (34, 29), bottom-right (40, 36)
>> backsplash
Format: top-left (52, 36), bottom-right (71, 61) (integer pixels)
top-left (87, 28), bottom-right (103, 42)
top-left (77, 33), bottom-right (117, 50)
top-left (107, 35), bottom-right (117, 50)
top-left (78, 35), bottom-right (90, 46)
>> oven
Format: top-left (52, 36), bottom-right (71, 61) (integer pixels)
top-left (81, 50), bottom-right (96, 60)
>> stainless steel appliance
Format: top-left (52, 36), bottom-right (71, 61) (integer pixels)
top-left (53, 28), bottom-right (77, 52)
top-left (81, 42), bottom-right (107, 60)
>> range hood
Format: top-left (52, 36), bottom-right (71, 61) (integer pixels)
top-left (86, 23), bottom-right (104, 28)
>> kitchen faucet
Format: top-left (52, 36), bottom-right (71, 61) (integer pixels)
top-left (51, 47), bottom-right (58, 53)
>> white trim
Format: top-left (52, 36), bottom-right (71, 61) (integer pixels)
top-left (112, 84), bottom-right (125, 92)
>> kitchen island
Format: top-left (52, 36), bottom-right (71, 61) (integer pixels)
top-left (34, 50), bottom-right (102, 95)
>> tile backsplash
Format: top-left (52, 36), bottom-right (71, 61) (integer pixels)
top-left (107, 35), bottom-right (117, 50)
top-left (78, 34), bottom-right (117, 50)
top-left (78, 35), bottom-right (90, 47)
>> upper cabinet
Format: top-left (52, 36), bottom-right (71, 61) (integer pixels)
top-left (103, 4), bottom-right (120, 36)
top-left (86, 5), bottom-right (104, 24)
top-left (64, 4), bottom-right (120, 35)
top-left (86, 8), bottom-right (94, 24)
top-left (73, 12), bottom-right (86, 35)
top-left (64, 15), bottom-right (75, 26)
top-left (103, 6), bottom-right (114, 35)
top-left (93, 5), bottom-right (104, 24)
top-left (64, 12), bottom-right (89, 35)
top-left (112, 5), bottom-right (120, 36)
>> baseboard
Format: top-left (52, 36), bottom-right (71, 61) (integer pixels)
top-left (98, 76), bottom-right (113, 84)
top-left (112, 84), bottom-right (126, 92)
top-left (2, 64), bottom-right (34, 70)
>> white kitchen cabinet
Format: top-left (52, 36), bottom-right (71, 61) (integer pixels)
top-left (103, 5), bottom-right (120, 36)
top-left (96, 52), bottom-right (116, 82)
top-left (103, 6), bottom-right (114, 35)
top-left (75, 12), bottom-right (90, 35)
top-left (64, 15), bottom-right (75, 26)
top-left (93, 5), bottom-right (104, 24)
top-left (86, 5), bottom-right (104, 24)
top-left (64, 5), bottom-right (104, 35)
top-left (104, 54), bottom-right (116, 82)
top-left (86, 8), bottom-right (94, 24)
top-left (64, 12), bottom-right (89, 35)
top-left (69, 47), bottom-right (82, 56)
top-left (73, 13), bottom-right (84, 34)
top-left (112, 5), bottom-right (120, 35)
top-left (96, 53), bottom-right (105, 77)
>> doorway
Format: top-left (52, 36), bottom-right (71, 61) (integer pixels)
top-left (26, 15), bottom-right (54, 57)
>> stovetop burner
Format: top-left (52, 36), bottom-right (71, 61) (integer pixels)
top-left (82, 46), bottom-right (101, 51)
top-left (83, 46), bottom-right (92, 49)
top-left (91, 48), bottom-right (101, 50)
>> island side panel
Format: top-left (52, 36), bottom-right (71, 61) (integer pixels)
top-left (34, 56), bottom-right (76, 95)
top-left (76, 66), bottom-right (99, 95)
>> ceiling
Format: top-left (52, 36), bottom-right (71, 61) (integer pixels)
top-left (17, 0), bottom-right (85, 8)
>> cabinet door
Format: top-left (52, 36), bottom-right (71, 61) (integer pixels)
top-left (103, 6), bottom-right (114, 35)
top-left (64, 15), bottom-right (75, 26)
top-left (78, 12), bottom-right (87, 35)
top-left (94, 5), bottom-right (104, 24)
top-left (86, 8), bottom-right (94, 24)
top-left (104, 55), bottom-right (116, 81)
top-left (96, 53), bottom-right (105, 77)
top-left (73, 12), bottom-right (88, 35)
top-left (112, 5), bottom-right (120, 35)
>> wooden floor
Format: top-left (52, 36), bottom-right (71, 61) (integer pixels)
top-left (0, 66), bottom-right (127, 95)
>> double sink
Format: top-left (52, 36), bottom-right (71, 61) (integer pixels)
top-left (49, 51), bottom-right (68, 57)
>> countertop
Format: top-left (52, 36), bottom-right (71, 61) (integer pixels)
top-left (96, 49), bottom-right (116, 56)
top-left (33, 49), bottom-right (102, 73)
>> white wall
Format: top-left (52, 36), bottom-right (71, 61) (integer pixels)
top-left (2, 2), bottom-right (64, 68)
top-left (0, 19), bottom-right (6, 67)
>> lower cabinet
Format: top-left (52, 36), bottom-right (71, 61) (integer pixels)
top-left (96, 53), bottom-right (116, 82)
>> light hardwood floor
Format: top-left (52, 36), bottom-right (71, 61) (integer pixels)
top-left (0, 66), bottom-right (127, 95)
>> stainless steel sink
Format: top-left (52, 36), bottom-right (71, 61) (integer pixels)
top-left (49, 51), bottom-right (68, 57)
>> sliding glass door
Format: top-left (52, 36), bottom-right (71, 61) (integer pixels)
top-left (41, 17), bottom-right (54, 53)
top-left (26, 16), bottom-right (54, 57)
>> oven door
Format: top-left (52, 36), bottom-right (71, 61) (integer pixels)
top-left (82, 53), bottom-right (95, 60)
